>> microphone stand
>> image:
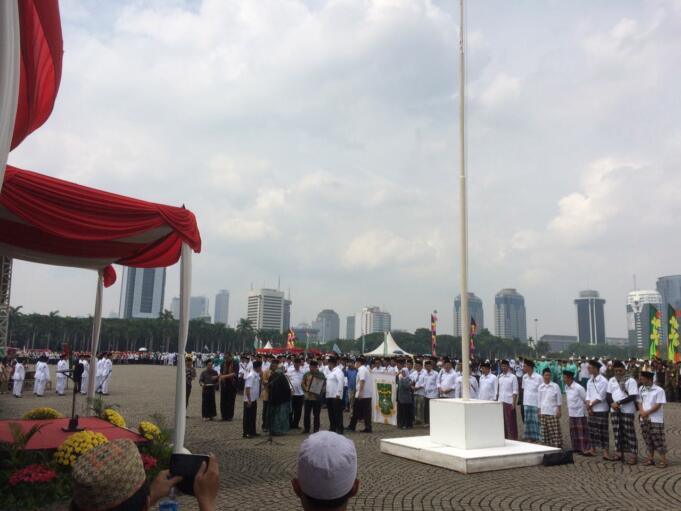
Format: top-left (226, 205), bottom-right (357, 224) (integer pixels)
top-left (61, 369), bottom-right (84, 432)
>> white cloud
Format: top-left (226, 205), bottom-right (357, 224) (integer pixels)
top-left (343, 230), bottom-right (433, 270)
top-left (478, 73), bottom-right (521, 108)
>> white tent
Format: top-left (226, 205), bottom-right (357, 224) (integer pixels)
top-left (263, 341), bottom-right (273, 350)
top-left (364, 332), bottom-right (412, 357)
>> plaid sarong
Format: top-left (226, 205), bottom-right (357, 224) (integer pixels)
top-left (569, 416), bottom-right (591, 453)
top-left (540, 415), bottom-right (563, 448)
top-left (588, 412), bottom-right (610, 449)
top-left (640, 418), bottom-right (667, 454)
top-left (611, 413), bottom-right (638, 454)
top-left (503, 402), bottom-right (518, 440)
top-left (523, 405), bottom-right (541, 441)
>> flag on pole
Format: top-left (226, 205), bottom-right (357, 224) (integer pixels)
top-left (430, 311), bottom-right (438, 356)
top-left (649, 306), bottom-right (661, 359)
top-left (332, 343), bottom-right (342, 355)
top-left (668, 305), bottom-right (680, 362)
top-left (470, 317), bottom-right (477, 353)
top-left (287, 328), bottom-right (296, 350)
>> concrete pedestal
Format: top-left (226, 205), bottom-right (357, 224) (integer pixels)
top-left (380, 398), bottom-right (559, 474)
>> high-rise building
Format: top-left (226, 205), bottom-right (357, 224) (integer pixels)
top-left (454, 292), bottom-right (484, 336)
top-left (214, 290), bottom-right (230, 325)
top-left (494, 289), bottom-right (527, 340)
top-left (119, 267), bottom-right (166, 319)
top-left (574, 290), bottom-right (606, 344)
top-left (346, 316), bottom-right (356, 340)
top-left (293, 323), bottom-right (320, 345)
top-left (627, 290), bottom-right (663, 350)
top-left (314, 309), bottom-right (340, 342)
top-left (169, 295), bottom-right (210, 320)
top-left (656, 275), bottom-right (681, 340)
top-left (247, 289), bottom-right (285, 332)
top-left (355, 306), bottom-right (391, 339)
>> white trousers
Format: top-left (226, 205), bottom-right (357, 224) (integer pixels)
top-left (101, 375), bottom-right (110, 394)
top-left (80, 373), bottom-right (89, 394)
top-left (13, 379), bottom-right (23, 397)
top-left (56, 375), bottom-right (66, 395)
top-left (95, 375), bottom-right (103, 392)
top-left (34, 379), bottom-right (46, 396)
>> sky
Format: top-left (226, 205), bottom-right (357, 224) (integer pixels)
top-left (8, 0), bottom-right (681, 339)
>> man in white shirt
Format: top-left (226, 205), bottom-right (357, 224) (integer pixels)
top-left (608, 360), bottom-right (638, 464)
top-left (538, 368), bottom-right (562, 448)
top-left (243, 361), bottom-right (262, 438)
top-left (288, 359), bottom-right (305, 430)
top-left (638, 370), bottom-right (667, 467)
top-left (34, 356), bottom-right (50, 397)
top-left (416, 360), bottom-right (439, 425)
top-left (348, 357), bottom-right (373, 433)
top-left (498, 360), bottom-right (519, 440)
top-left (478, 362), bottom-right (498, 401)
top-left (579, 358), bottom-right (590, 388)
top-left (325, 357), bottom-right (345, 434)
top-left (585, 360), bottom-right (613, 459)
top-left (56, 354), bottom-right (69, 396)
top-left (522, 359), bottom-right (542, 442)
top-left (95, 353), bottom-right (104, 394)
top-left (12, 358), bottom-right (25, 398)
top-left (437, 359), bottom-right (457, 398)
top-left (563, 370), bottom-right (591, 454)
top-left (79, 357), bottom-right (89, 395)
top-left (101, 353), bottom-right (113, 395)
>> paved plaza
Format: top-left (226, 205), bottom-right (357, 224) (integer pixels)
top-left (2, 365), bottom-right (681, 510)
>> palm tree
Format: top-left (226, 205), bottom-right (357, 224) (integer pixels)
top-left (236, 318), bottom-right (254, 352)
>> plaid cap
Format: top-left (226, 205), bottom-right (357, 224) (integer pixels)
top-left (72, 439), bottom-right (146, 511)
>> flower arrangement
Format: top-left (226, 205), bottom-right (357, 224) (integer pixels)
top-left (22, 407), bottom-right (64, 420)
top-left (102, 408), bottom-right (126, 428)
top-left (138, 421), bottom-right (161, 441)
top-left (141, 453), bottom-right (157, 471)
top-left (54, 431), bottom-right (108, 467)
top-left (8, 464), bottom-right (57, 487)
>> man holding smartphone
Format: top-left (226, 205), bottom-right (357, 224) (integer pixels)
top-left (243, 360), bottom-right (262, 438)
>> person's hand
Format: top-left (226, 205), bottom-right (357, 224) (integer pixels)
top-left (148, 470), bottom-right (182, 507)
top-left (194, 454), bottom-right (219, 511)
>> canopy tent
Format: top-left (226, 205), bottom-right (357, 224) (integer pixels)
top-left (364, 332), bottom-right (413, 357)
top-left (263, 341), bottom-right (273, 350)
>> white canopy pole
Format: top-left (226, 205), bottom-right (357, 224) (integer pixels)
top-left (0, 0), bottom-right (21, 192)
top-left (173, 243), bottom-right (191, 453)
top-left (458, 0), bottom-right (471, 401)
top-left (86, 270), bottom-right (104, 410)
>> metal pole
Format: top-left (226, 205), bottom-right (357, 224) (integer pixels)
top-left (173, 243), bottom-right (191, 453)
top-left (458, 0), bottom-right (471, 401)
top-left (86, 271), bottom-right (104, 408)
top-left (0, 0), bottom-right (20, 190)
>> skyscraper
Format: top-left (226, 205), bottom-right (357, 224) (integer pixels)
top-left (494, 289), bottom-right (527, 340)
top-left (247, 289), bottom-right (285, 332)
top-left (315, 309), bottom-right (340, 342)
top-left (346, 316), bottom-right (356, 340)
top-left (627, 290), bottom-right (663, 350)
top-left (355, 306), bottom-right (391, 339)
top-left (170, 297), bottom-right (180, 319)
top-left (283, 299), bottom-right (292, 332)
top-left (190, 296), bottom-right (209, 320)
top-left (574, 290), bottom-right (606, 344)
top-left (119, 267), bottom-right (166, 319)
top-left (454, 292), bottom-right (484, 336)
top-left (656, 275), bottom-right (681, 340)
top-left (214, 290), bottom-right (230, 325)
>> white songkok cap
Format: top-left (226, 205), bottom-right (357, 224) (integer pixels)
top-left (297, 431), bottom-right (357, 500)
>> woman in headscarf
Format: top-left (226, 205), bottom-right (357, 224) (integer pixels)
top-left (267, 365), bottom-right (292, 435)
top-left (199, 360), bottom-right (219, 421)
top-left (219, 355), bottom-right (238, 421)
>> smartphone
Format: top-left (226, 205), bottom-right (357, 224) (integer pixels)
top-left (169, 453), bottom-right (210, 496)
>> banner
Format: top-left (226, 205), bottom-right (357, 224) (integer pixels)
top-left (372, 373), bottom-right (397, 426)
top-left (287, 329), bottom-right (296, 349)
top-left (668, 305), bottom-right (680, 362)
top-left (649, 306), bottom-right (661, 359)
top-left (470, 316), bottom-right (477, 353)
top-left (430, 311), bottom-right (437, 356)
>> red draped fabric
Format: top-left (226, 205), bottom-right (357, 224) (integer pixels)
top-left (0, 166), bottom-right (202, 286)
top-left (11, 0), bottom-right (63, 150)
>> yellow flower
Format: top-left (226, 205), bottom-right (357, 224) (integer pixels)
top-left (23, 407), bottom-right (64, 420)
top-left (138, 421), bottom-right (161, 441)
top-left (54, 430), bottom-right (108, 467)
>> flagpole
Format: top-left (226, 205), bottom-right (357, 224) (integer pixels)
top-left (458, 0), bottom-right (471, 401)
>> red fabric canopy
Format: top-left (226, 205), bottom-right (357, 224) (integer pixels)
top-left (11, 0), bottom-right (63, 150)
top-left (0, 166), bottom-right (201, 286)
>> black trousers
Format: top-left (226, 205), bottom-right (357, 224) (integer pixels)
top-left (424, 397), bottom-right (431, 424)
top-left (304, 400), bottom-right (322, 433)
top-left (262, 401), bottom-right (269, 430)
top-left (327, 397), bottom-right (344, 434)
top-left (220, 385), bottom-right (237, 420)
top-left (397, 402), bottom-right (414, 428)
top-left (348, 398), bottom-right (372, 432)
top-left (186, 384), bottom-right (192, 408)
top-left (243, 402), bottom-right (257, 436)
top-left (290, 395), bottom-right (304, 428)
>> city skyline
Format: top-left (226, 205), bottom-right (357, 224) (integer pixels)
top-left (7, 1), bottom-right (681, 341)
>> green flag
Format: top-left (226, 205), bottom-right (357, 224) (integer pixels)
top-left (668, 305), bottom-right (680, 362)
top-left (649, 306), bottom-right (661, 359)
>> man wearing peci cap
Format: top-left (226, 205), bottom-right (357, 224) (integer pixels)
top-left (292, 431), bottom-right (359, 511)
top-left (70, 439), bottom-right (219, 511)
top-left (585, 359), bottom-right (613, 459)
